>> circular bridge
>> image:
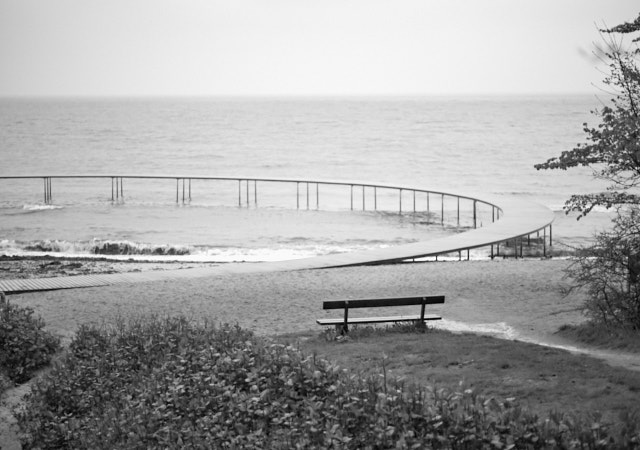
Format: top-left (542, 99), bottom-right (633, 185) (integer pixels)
top-left (0, 175), bottom-right (555, 294)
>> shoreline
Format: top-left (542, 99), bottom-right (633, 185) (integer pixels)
top-left (0, 255), bottom-right (220, 280)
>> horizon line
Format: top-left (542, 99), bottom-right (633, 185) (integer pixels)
top-left (0, 91), bottom-right (600, 100)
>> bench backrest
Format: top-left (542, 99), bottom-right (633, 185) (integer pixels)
top-left (322, 295), bottom-right (445, 310)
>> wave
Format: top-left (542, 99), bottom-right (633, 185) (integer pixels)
top-left (1, 239), bottom-right (191, 257)
top-left (0, 237), bottom-right (404, 262)
top-left (22, 204), bottom-right (65, 211)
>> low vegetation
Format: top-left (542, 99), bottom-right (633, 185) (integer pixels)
top-left (557, 322), bottom-right (640, 353)
top-left (0, 293), bottom-right (60, 389)
top-left (15, 316), bottom-right (640, 449)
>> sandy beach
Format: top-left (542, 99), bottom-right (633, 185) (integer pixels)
top-left (5, 259), bottom-right (584, 343)
top-left (6, 257), bottom-right (640, 372)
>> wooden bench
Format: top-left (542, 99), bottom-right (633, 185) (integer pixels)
top-left (316, 295), bottom-right (444, 334)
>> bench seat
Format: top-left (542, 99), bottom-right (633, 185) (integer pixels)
top-left (317, 295), bottom-right (445, 334)
top-left (316, 314), bottom-right (442, 326)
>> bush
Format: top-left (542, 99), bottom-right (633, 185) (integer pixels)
top-left (566, 210), bottom-right (640, 331)
top-left (17, 315), bottom-right (640, 449)
top-left (0, 292), bottom-right (60, 385)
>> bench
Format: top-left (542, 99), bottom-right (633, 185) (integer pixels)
top-left (316, 295), bottom-right (444, 334)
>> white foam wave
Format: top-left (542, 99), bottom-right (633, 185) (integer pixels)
top-left (22, 204), bottom-right (64, 211)
top-left (0, 238), bottom-right (401, 263)
top-left (432, 319), bottom-right (518, 340)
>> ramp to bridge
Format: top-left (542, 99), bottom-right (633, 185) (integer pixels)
top-left (0, 197), bottom-right (553, 295)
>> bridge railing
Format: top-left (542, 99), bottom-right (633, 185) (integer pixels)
top-left (0, 174), bottom-right (500, 229)
top-left (0, 174), bottom-right (554, 259)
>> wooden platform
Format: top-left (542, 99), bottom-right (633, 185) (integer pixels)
top-left (0, 196), bottom-right (554, 295)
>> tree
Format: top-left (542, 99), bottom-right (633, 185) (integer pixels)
top-left (535, 14), bottom-right (640, 217)
top-left (535, 14), bottom-right (640, 330)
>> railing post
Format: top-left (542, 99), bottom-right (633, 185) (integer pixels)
top-left (246, 179), bottom-right (249, 207)
top-left (238, 179), bottom-right (242, 207)
top-left (413, 190), bottom-right (416, 213)
top-left (441, 194), bottom-right (444, 225)
top-left (374, 186), bottom-right (377, 211)
top-left (543, 227), bottom-right (547, 257)
top-left (399, 189), bottom-right (402, 214)
top-left (189, 178), bottom-right (191, 202)
top-left (350, 185), bottom-right (353, 211)
top-left (182, 178), bottom-right (185, 204)
top-left (426, 192), bottom-right (430, 223)
top-left (176, 178), bottom-right (179, 203)
top-left (111, 177), bottom-right (114, 202)
top-left (457, 197), bottom-right (460, 227)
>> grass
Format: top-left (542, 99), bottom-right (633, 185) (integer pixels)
top-left (275, 324), bottom-right (640, 424)
top-left (556, 322), bottom-right (640, 353)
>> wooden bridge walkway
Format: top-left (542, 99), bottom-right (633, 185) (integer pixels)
top-left (0, 196), bottom-right (553, 295)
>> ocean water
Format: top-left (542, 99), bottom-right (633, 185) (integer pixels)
top-left (0, 95), bottom-right (613, 262)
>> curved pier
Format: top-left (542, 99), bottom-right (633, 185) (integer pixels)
top-left (0, 175), bottom-right (554, 294)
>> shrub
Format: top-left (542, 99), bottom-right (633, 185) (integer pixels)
top-left (17, 316), bottom-right (640, 449)
top-left (0, 292), bottom-right (60, 385)
top-left (566, 210), bottom-right (640, 331)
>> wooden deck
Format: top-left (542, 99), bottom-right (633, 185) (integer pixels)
top-left (0, 196), bottom-right (553, 295)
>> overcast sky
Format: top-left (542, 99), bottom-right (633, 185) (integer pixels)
top-left (0, 0), bottom-right (638, 97)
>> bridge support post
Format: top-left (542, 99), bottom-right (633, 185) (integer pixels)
top-left (43, 177), bottom-right (52, 204)
top-left (473, 200), bottom-right (477, 228)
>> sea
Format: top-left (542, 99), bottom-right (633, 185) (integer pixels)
top-left (0, 95), bottom-right (614, 263)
